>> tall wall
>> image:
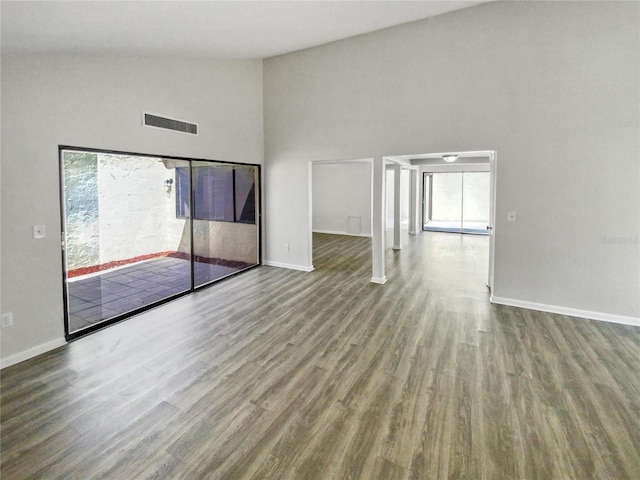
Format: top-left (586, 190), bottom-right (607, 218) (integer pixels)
top-left (264, 1), bottom-right (640, 319)
top-left (1, 54), bottom-right (264, 364)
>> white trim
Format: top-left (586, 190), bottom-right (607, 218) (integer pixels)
top-left (308, 162), bottom-right (314, 271)
top-left (1, 337), bottom-right (67, 369)
top-left (370, 276), bottom-right (387, 284)
top-left (263, 260), bottom-right (314, 272)
top-left (312, 229), bottom-right (371, 238)
top-left (388, 150), bottom-right (496, 163)
top-left (490, 296), bottom-right (640, 327)
top-left (311, 158), bottom-right (373, 165)
top-left (488, 151), bottom-right (497, 291)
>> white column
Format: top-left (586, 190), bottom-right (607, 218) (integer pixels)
top-left (393, 163), bottom-right (402, 250)
top-left (371, 157), bottom-right (386, 284)
top-left (409, 169), bottom-right (419, 235)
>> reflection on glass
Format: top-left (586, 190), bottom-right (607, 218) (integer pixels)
top-left (190, 162), bottom-right (259, 287)
top-left (62, 152), bottom-right (191, 334)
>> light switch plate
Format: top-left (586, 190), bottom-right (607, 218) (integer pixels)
top-left (1, 312), bottom-right (13, 327)
top-left (33, 225), bottom-right (46, 239)
top-left (507, 211), bottom-right (517, 222)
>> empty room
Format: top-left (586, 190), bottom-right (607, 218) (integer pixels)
top-left (1, 1), bottom-right (639, 479)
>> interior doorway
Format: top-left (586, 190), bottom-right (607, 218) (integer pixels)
top-left (403, 150), bottom-right (496, 291)
top-left (309, 159), bottom-right (373, 274)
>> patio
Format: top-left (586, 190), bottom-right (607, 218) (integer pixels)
top-left (67, 256), bottom-right (244, 332)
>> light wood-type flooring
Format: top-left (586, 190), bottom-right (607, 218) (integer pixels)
top-left (2, 231), bottom-right (639, 479)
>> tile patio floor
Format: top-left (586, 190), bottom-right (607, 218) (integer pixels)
top-left (67, 257), bottom-right (243, 333)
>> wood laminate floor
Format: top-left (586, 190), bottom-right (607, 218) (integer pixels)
top-left (2, 231), bottom-right (639, 479)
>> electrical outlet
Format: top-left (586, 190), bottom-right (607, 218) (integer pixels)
top-left (284, 243), bottom-right (290, 251)
top-left (1, 312), bottom-right (14, 328)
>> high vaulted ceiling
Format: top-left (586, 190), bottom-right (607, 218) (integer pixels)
top-left (1, 1), bottom-right (489, 59)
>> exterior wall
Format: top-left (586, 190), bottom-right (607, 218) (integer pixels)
top-left (63, 152), bottom-right (100, 269)
top-left (96, 154), bottom-right (187, 264)
top-left (64, 153), bottom-right (188, 270)
top-left (192, 221), bottom-right (258, 265)
top-left (1, 54), bottom-right (263, 364)
top-left (264, 1), bottom-right (640, 318)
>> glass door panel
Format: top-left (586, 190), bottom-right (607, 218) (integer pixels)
top-left (462, 172), bottom-right (490, 234)
top-left (427, 173), bottom-right (463, 232)
top-left (62, 151), bottom-right (192, 335)
top-left (191, 162), bottom-right (259, 287)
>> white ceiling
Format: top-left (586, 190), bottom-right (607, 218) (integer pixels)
top-left (1, 0), bottom-right (488, 59)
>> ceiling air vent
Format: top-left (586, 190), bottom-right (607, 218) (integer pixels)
top-left (143, 112), bottom-right (198, 135)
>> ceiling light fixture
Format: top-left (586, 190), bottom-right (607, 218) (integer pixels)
top-left (442, 154), bottom-right (458, 163)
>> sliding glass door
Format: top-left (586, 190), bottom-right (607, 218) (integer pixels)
top-left (189, 162), bottom-right (259, 287)
top-left (60, 148), bottom-right (260, 339)
top-left (423, 172), bottom-right (489, 235)
top-left (427, 172), bottom-right (463, 233)
top-left (462, 172), bottom-right (490, 234)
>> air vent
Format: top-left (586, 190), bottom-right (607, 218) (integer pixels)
top-left (143, 112), bottom-right (198, 135)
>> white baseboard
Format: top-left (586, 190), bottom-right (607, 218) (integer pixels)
top-left (263, 260), bottom-right (314, 272)
top-left (370, 276), bottom-right (387, 284)
top-left (490, 296), bottom-right (640, 327)
top-left (1, 337), bottom-right (67, 369)
top-left (312, 229), bottom-right (372, 238)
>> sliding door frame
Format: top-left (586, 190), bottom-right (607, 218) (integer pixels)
top-left (59, 145), bottom-right (262, 341)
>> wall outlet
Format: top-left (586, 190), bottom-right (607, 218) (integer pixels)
top-left (284, 243), bottom-right (290, 251)
top-left (1, 312), bottom-right (14, 328)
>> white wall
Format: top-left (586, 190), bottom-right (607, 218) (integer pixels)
top-left (264, 1), bottom-right (639, 319)
top-left (1, 54), bottom-right (263, 365)
top-left (312, 162), bottom-right (372, 236)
